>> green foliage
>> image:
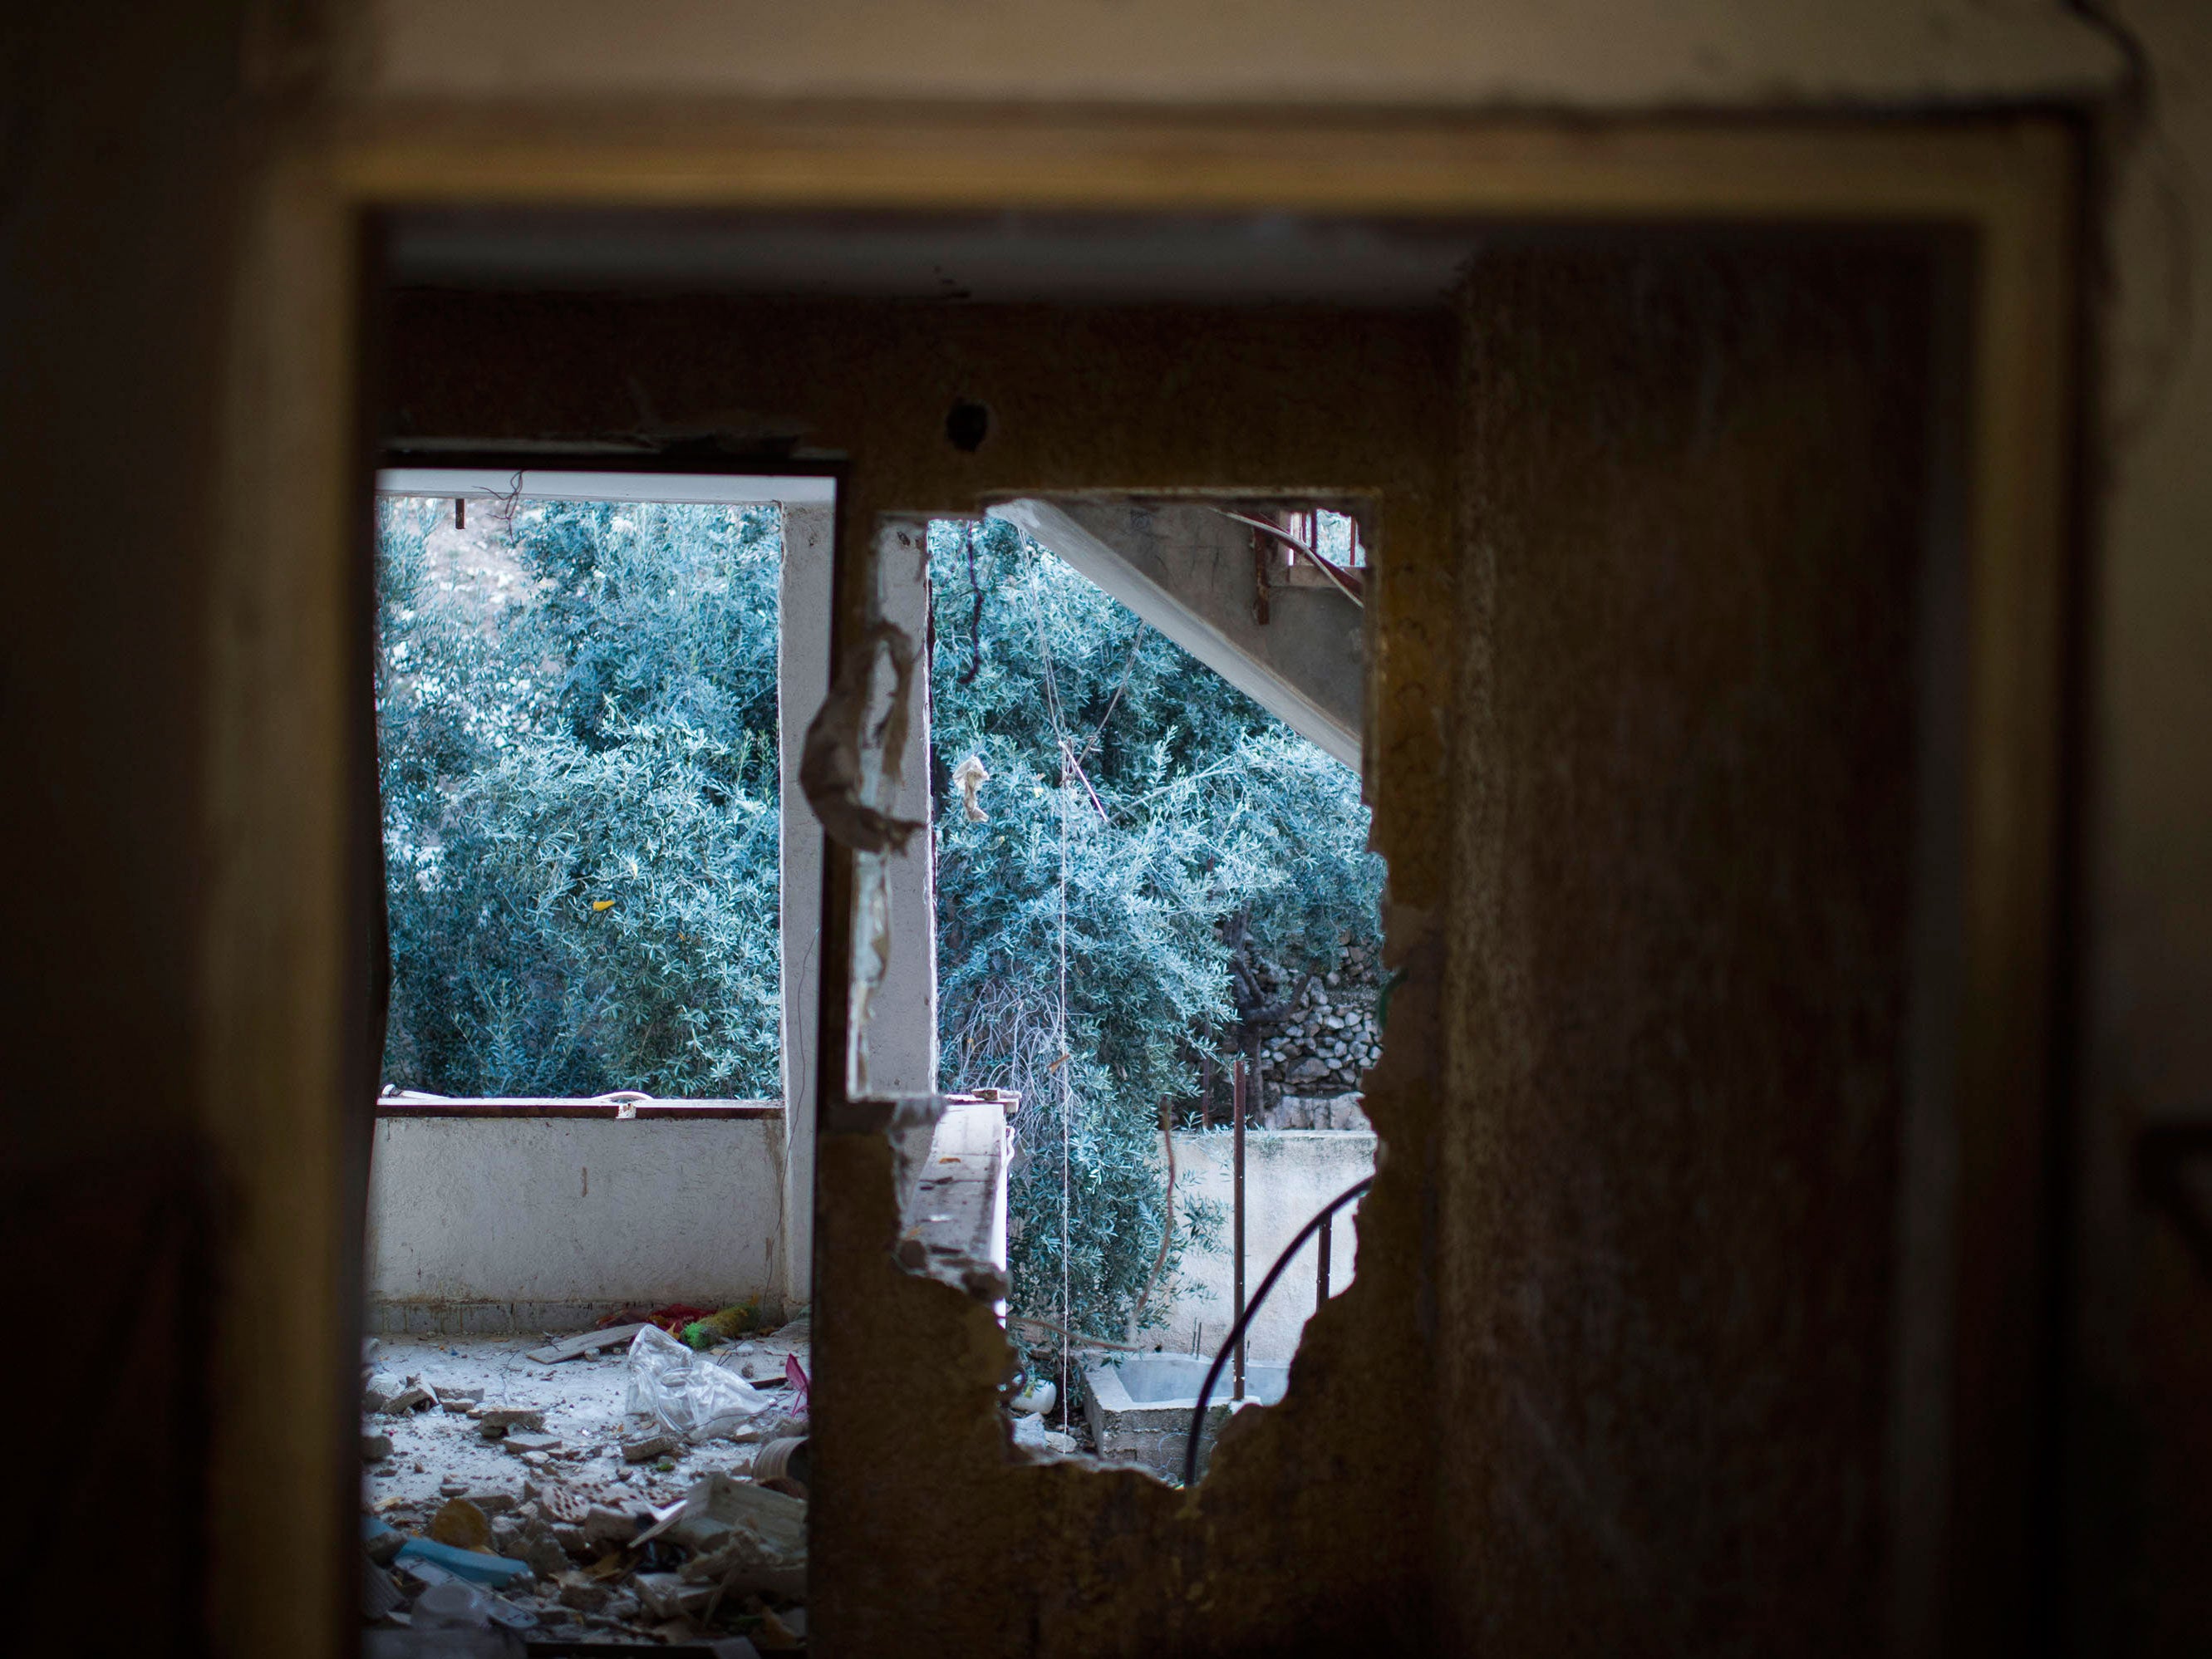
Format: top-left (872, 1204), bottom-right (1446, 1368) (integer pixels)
top-left (375, 496), bottom-right (1381, 1352)
top-left (375, 497), bottom-right (784, 1098)
top-left (929, 520), bottom-right (1384, 1356)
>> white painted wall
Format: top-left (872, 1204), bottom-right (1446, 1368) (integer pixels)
top-left (845, 516), bottom-right (938, 1102)
top-left (779, 503), bottom-right (833, 1302)
top-left (1158, 1130), bottom-right (1376, 1367)
top-left (366, 1115), bottom-right (785, 1331)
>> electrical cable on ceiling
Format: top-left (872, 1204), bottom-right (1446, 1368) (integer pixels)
top-left (1212, 507), bottom-right (1365, 607)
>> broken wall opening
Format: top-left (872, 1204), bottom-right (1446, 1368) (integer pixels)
top-left (912, 506), bottom-right (1384, 1474)
top-left (379, 216), bottom-right (1462, 1650)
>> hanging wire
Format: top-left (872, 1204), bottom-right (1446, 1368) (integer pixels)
top-left (1020, 541), bottom-right (1076, 1432)
top-left (958, 521), bottom-right (986, 686)
top-left (1010, 539), bottom-right (1178, 1421)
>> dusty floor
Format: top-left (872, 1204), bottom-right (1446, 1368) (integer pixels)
top-left (363, 1328), bottom-right (809, 1507)
top-left (362, 1323), bottom-right (814, 1649)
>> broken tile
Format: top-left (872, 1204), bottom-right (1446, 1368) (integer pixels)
top-left (664, 1473), bottom-right (806, 1562)
top-left (633, 1572), bottom-right (713, 1622)
top-left (556, 1571), bottom-right (611, 1612)
top-left (429, 1497), bottom-right (491, 1552)
top-left (622, 1431), bottom-right (679, 1464)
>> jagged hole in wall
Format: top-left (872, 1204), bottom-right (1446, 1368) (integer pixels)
top-left (889, 503), bottom-right (1385, 1481)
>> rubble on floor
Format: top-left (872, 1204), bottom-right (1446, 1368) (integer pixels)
top-left (361, 1318), bottom-right (814, 1650)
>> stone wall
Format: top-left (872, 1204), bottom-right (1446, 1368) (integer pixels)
top-left (1248, 941), bottom-right (1386, 1116)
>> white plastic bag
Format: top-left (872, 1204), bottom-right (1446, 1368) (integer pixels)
top-left (622, 1323), bottom-right (778, 1442)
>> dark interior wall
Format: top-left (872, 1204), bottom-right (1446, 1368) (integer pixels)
top-left (1443, 242), bottom-right (1939, 1653)
top-left (0, 5), bottom-right (252, 1649)
top-left (386, 262), bottom-right (1982, 1653)
top-left (386, 288), bottom-right (1462, 1653)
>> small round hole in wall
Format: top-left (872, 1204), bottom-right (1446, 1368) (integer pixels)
top-left (945, 400), bottom-right (991, 453)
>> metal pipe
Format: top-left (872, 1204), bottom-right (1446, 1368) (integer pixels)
top-left (1232, 1056), bottom-right (1247, 1402)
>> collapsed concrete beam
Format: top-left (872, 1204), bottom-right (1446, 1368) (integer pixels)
top-left (991, 498), bottom-right (1363, 768)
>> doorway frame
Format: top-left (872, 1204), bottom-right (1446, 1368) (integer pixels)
top-left (206, 109), bottom-right (2077, 1656)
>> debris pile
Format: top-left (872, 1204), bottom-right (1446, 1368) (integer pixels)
top-left (361, 1315), bottom-right (812, 1649)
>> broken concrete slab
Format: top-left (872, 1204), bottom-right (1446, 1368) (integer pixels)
top-left (633, 1571), bottom-right (716, 1622)
top-left (379, 1383), bottom-right (435, 1416)
top-left (678, 1534), bottom-right (807, 1600)
top-left (556, 1571), bottom-right (611, 1612)
top-left (519, 1534), bottom-right (568, 1578)
top-left (526, 1323), bottom-right (646, 1364)
top-left (581, 1503), bottom-right (649, 1550)
top-left (661, 1473), bottom-right (806, 1563)
top-left (503, 1431), bottom-right (561, 1455)
top-left (475, 1407), bottom-right (546, 1437)
top-left (362, 1432), bottom-right (394, 1461)
top-left (622, 1431), bottom-right (679, 1464)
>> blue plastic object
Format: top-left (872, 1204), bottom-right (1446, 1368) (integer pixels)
top-left (391, 1537), bottom-right (534, 1589)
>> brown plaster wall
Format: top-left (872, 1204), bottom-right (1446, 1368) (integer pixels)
top-left (0, 4), bottom-right (253, 1652)
top-left (352, 0), bottom-right (2121, 108)
top-left (1442, 241), bottom-right (1936, 1653)
top-left (386, 287), bottom-right (1459, 1652)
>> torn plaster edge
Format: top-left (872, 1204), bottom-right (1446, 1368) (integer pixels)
top-left (992, 498), bottom-right (1361, 769)
top-left (822, 518), bottom-right (939, 1105)
top-left (890, 1096), bottom-right (1017, 1310)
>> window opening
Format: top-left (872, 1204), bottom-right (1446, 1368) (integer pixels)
top-left (359, 472), bottom-right (827, 1636)
top-left (372, 488), bottom-right (784, 1103)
